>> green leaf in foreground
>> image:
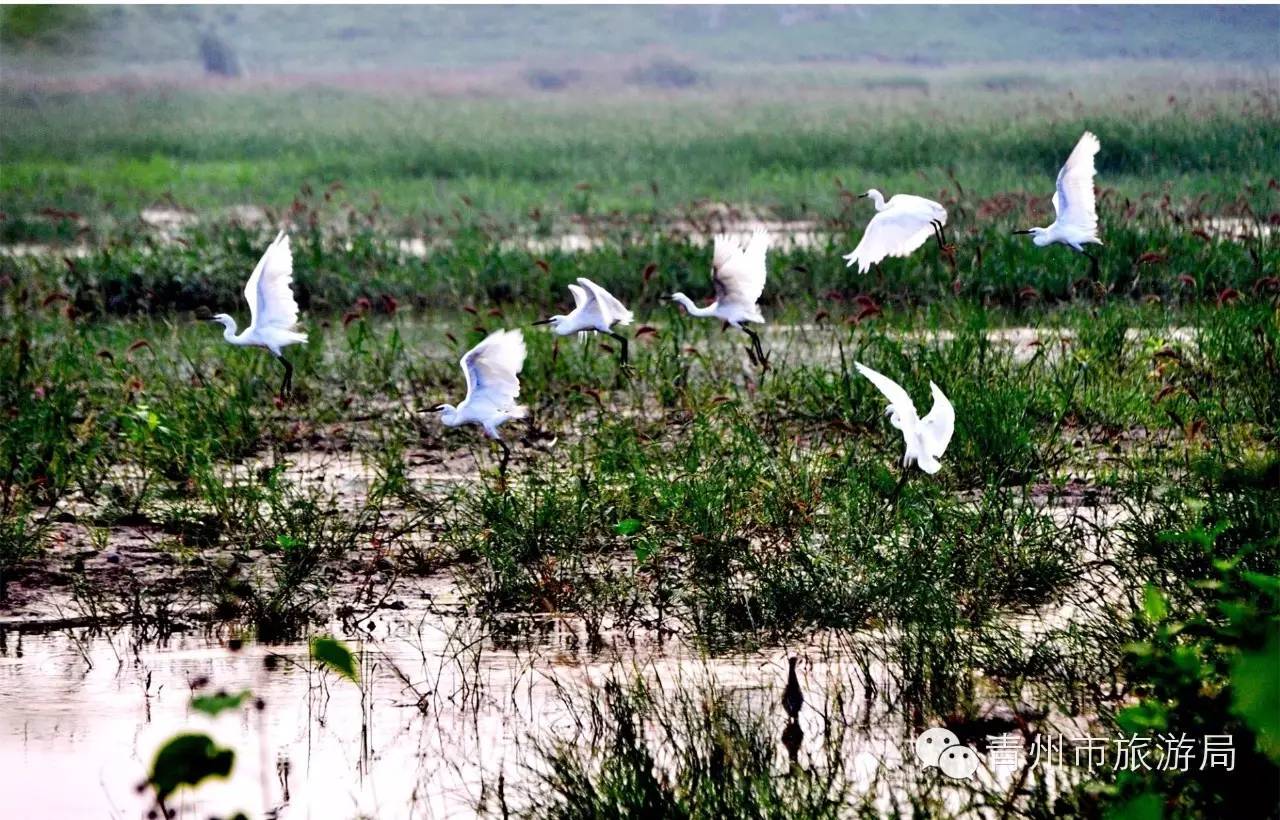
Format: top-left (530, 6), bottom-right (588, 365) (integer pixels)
top-left (614, 518), bottom-right (641, 536)
top-left (190, 689), bottom-right (251, 717)
top-left (1231, 629), bottom-right (1280, 762)
top-left (310, 636), bottom-right (359, 682)
top-left (149, 732), bottom-right (235, 802)
top-left (1105, 791), bottom-right (1163, 820)
top-left (1142, 584), bottom-right (1168, 622)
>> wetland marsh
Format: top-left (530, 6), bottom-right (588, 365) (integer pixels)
top-left (2, 6), bottom-right (1278, 818)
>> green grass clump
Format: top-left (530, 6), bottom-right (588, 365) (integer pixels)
top-left (526, 678), bottom-right (853, 820)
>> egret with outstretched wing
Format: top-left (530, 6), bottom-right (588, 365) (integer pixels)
top-left (856, 362), bottom-right (954, 475)
top-left (207, 231), bottom-right (309, 398)
top-left (533, 277), bottom-right (634, 365)
top-left (843, 190), bottom-right (949, 274)
top-left (667, 228), bottom-right (771, 366)
top-left (1015, 131), bottom-right (1103, 276)
top-left (433, 329), bottom-right (529, 474)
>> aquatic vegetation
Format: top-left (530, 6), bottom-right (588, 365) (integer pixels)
top-left (1084, 527), bottom-right (1280, 819)
top-left (311, 635), bottom-right (360, 683)
top-left (525, 677), bottom-right (855, 819)
top-left (0, 62), bottom-right (1276, 818)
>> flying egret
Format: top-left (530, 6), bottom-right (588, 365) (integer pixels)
top-left (843, 190), bottom-right (949, 274)
top-left (533, 277), bottom-right (635, 365)
top-left (666, 228), bottom-right (771, 366)
top-left (1014, 131), bottom-right (1103, 277)
top-left (431, 329), bottom-right (529, 475)
top-left (856, 362), bottom-right (954, 475)
top-left (207, 230), bottom-right (308, 399)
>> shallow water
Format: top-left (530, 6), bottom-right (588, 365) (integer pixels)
top-left (2, 612), bottom-right (915, 818)
top-left (2, 210), bottom-right (1271, 261)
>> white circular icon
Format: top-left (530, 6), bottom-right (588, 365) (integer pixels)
top-left (914, 727), bottom-right (961, 768)
top-left (938, 745), bottom-right (980, 779)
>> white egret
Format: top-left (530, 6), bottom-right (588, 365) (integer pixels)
top-left (208, 230), bottom-right (308, 398)
top-left (667, 228), bottom-right (771, 365)
top-left (432, 329), bottom-right (529, 475)
top-left (1014, 131), bottom-right (1102, 277)
top-left (533, 277), bottom-right (635, 365)
top-left (843, 190), bottom-right (949, 274)
top-left (855, 362), bottom-right (954, 475)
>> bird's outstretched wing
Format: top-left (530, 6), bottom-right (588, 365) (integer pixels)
top-left (891, 195), bottom-right (948, 226)
top-left (567, 283), bottom-right (588, 312)
top-left (577, 278), bottom-right (633, 326)
top-left (855, 362), bottom-right (918, 426)
top-left (244, 231), bottom-right (300, 330)
top-left (712, 228), bottom-right (770, 309)
top-left (843, 210), bottom-right (935, 274)
top-left (920, 382), bottom-right (955, 459)
top-left (461, 329), bottom-right (527, 409)
top-left (1051, 131), bottom-right (1100, 234)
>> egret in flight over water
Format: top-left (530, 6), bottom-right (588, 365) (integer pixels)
top-left (856, 362), bottom-right (954, 475)
top-left (1014, 131), bottom-right (1103, 277)
top-left (533, 277), bottom-right (635, 365)
top-left (667, 228), bottom-right (771, 366)
top-left (843, 190), bottom-right (948, 274)
top-left (208, 230), bottom-right (308, 399)
top-left (432, 329), bottom-right (529, 475)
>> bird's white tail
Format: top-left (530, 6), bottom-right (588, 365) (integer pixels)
top-left (908, 436), bottom-right (942, 474)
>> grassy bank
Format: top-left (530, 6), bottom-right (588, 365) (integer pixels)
top-left (3, 75), bottom-right (1277, 239)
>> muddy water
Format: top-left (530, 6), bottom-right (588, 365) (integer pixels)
top-left (2, 211), bottom-right (1271, 261)
top-left (0, 499), bottom-right (1118, 817)
top-left (1, 613), bottom-right (924, 818)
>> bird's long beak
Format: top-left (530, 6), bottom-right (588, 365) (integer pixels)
top-left (429, 404), bottom-right (446, 412)
top-left (1012, 229), bottom-right (1033, 235)
top-left (531, 318), bottom-right (553, 326)
top-left (857, 193), bottom-right (868, 199)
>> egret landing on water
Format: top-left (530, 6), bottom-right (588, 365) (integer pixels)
top-left (1015, 131), bottom-right (1103, 278)
top-left (856, 362), bottom-right (954, 492)
top-left (207, 231), bottom-right (308, 399)
top-left (843, 190), bottom-right (949, 274)
top-left (432, 329), bottom-right (529, 476)
top-left (533, 277), bottom-right (634, 366)
top-left (666, 228), bottom-right (771, 368)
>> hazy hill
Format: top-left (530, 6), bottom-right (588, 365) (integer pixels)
top-left (3, 4), bottom-right (1277, 81)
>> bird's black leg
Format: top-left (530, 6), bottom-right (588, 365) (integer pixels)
top-left (605, 330), bottom-right (629, 366)
top-left (277, 355), bottom-right (294, 400)
top-left (1082, 249), bottom-right (1100, 280)
top-left (496, 439), bottom-right (512, 477)
top-left (931, 220), bottom-right (945, 247)
top-left (742, 326), bottom-right (766, 368)
top-left (889, 468), bottom-right (910, 505)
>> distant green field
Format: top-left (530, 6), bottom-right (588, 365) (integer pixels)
top-left (4, 6), bottom-right (1277, 240)
top-left (3, 73), bottom-right (1277, 241)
